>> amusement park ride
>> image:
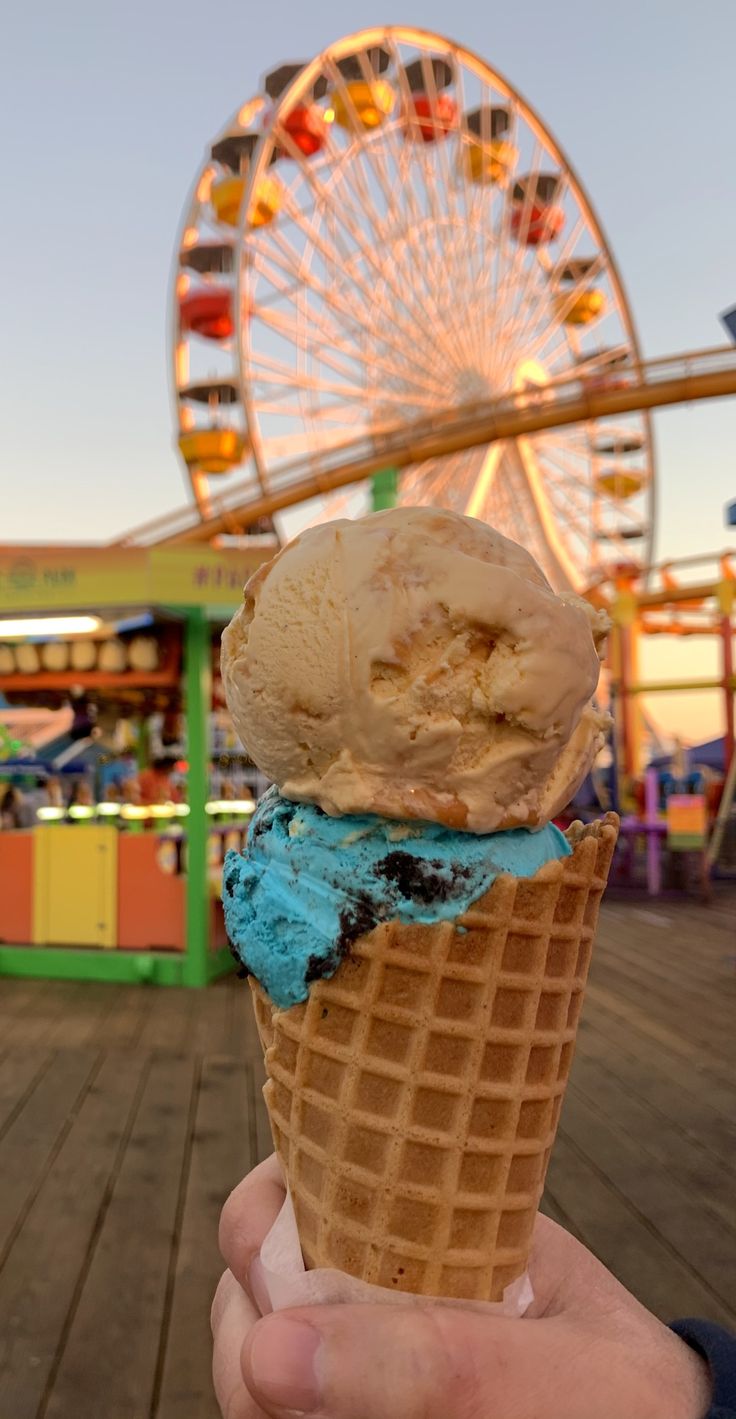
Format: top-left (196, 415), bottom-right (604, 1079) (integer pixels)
top-left (117, 28), bottom-right (733, 578)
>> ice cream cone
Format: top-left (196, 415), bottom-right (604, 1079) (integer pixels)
top-left (250, 813), bottom-right (618, 1303)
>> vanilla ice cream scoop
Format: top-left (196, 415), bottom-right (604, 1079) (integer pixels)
top-left (221, 508), bottom-right (610, 833)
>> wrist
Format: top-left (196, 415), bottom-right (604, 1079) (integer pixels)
top-left (660, 1331), bottom-right (712, 1419)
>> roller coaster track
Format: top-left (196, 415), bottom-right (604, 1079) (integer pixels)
top-left (119, 344), bottom-right (736, 547)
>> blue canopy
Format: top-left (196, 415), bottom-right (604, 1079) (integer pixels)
top-left (650, 737), bottom-right (726, 773)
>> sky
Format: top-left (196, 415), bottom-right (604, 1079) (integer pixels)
top-left (1, 0), bottom-right (735, 740)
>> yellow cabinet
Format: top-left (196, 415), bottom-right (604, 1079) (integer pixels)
top-left (33, 826), bottom-right (118, 948)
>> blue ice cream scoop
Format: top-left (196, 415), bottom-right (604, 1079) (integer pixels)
top-left (223, 787), bottom-right (571, 1009)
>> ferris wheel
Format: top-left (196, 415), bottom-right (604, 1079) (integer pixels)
top-left (171, 26), bottom-right (655, 591)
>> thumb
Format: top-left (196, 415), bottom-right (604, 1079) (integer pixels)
top-left (241, 1302), bottom-right (582, 1419)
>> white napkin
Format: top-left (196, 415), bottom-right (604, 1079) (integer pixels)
top-left (258, 1190), bottom-right (534, 1316)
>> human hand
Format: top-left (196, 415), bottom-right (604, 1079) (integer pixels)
top-left (213, 1154), bottom-right (712, 1419)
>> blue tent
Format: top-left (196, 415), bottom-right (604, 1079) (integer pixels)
top-left (650, 737), bottom-right (726, 773)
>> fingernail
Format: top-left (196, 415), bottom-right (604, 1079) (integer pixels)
top-left (248, 1256), bottom-right (273, 1316)
top-left (245, 1315), bottom-right (323, 1414)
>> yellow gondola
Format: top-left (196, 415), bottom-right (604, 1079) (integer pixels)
top-left (211, 174), bottom-right (283, 228)
top-left (178, 429), bottom-right (245, 474)
top-left (596, 467), bottom-right (644, 500)
top-left (330, 80), bottom-right (394, 131)
top-left (554, 289), bottom-right (605, 326)
top-left (463, 138), bottom-right (518, 185)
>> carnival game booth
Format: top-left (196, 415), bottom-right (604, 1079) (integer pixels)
top-left (0, 542), bottom-right (268, 986)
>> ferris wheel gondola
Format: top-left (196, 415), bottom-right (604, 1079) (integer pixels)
top-left (170, 27), bottom-right (655, 589)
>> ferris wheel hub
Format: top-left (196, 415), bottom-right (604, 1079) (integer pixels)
top-left (454, 369), bottom-right (493, 404)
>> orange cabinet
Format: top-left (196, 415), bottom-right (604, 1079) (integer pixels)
top-left (0, 832), bottom-right (33, 943)
top-left (117, 835), bottom-right (186, 951)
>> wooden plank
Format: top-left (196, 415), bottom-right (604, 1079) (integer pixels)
top-left (593, 950), bottom-right (735, 1039)
top-left (584, 976), bottom-right (731, 1084)
top-left (558, 1090), bottom-right (736, 1317)
top-left (222, 976), bottom-right (242, 1062)
top-left (43, 1053), bottom-right (196, 1419)
top-left (95, 984), bottom-right (155, 1051)
top-left (593, 942), bottom-right (736, 1035)
top-left (43, 983), bottom-right (119, 1050)
top-left (189, 981), bottom-right (232, 1057)
top-left (601, 901), bottom-right (734, 958)
top-left (227, 979), bottom-right (261, 1064)
top-left (584, 986), bottom-right (736, 1105)
top-left (575, 1017), bottom-right (736, 1164)
top-left (0, 981), bottom-right (47, 1040)
top-left (567, 1058), bottom-right (736, 1230)
top-left (0, 1048), bottom-right (100, 1265)
top-left (0, 981), bottom-right (72, 1048)
top-left (588, 961), bottom-right (728, 1053)
top-left (155, 1057), bottom-right (254, 1419)
top-left (136, 988), bottom-right (198, 1054)
top-left (0, 1050), bottom-right (51, 1137)
top-left (599, 931), bottom-right (736, 1012)
top-left (546, 1133), bottom-right (734, 1325)
top-left (0, 1052), bottom-right (146, 1419)
top-left (601, 899), bottom-right (735, 953)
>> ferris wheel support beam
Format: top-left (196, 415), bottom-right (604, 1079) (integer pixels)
top-left (513, 437), bottom-right (580, 589)
top-left (464, 444), bottom-right (504, 518)
top-left (159, 349), bottom-right (736, 545)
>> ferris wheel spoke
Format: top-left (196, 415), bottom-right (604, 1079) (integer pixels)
top-left (475, 86), bottom-right (509, 389)
top-left (497, 186), bottom-right (578, 384)
top-left (248, 235), bottom-right (453, 401)
top-left (253, 300), bottom-right (448, 405)
top-left (472, 80), bottom-right (516, 390)
top-left (283, 120), bottom-right (440, 316)
top-left (395, 57), bottom-right (485, 373)
top-left (515, 265), bottom-right (608, 372)
top-left (251, 367), bottom-right (438, 412)
top-left (505, 207), bottom-right (591, 370)
top-left (498, 165), bottom-right (573, 383)
top-left (358, 57), bottom-right (484, 377)
top-left (535, 471), bottom-right (596, 555)
top-left (318, 61), bottom-right (453, 343)
top-left (275, 144), bottom-right (468, 364)
top-left (543, 335), bottom-right (583, 377)
top-left (252, 218), bottom-right (444, 380)
top-left (532, 454), bottom-right (593, 526)
top-left (490, 133), bottom-right (547, 378)
top-left (451, 65), bottom-right (496, 375)
top-left (394, 42), bottom-right (493, 377)
top-left (251, 216), bottom-right (412, 374)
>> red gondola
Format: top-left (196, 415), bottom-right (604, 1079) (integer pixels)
top-left (510, 199), bottom-right (564, 246)
top-left (280, 104), bottom-right (327, 157)
top-left (179, 290), bottom-right (233, 341)
top-left (408, 92), bottom-right (458, 142)
top-left (511, 175), bottom-right (564, 246)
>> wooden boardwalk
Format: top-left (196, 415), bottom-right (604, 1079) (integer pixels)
top-left (1, 890), bottom-right (734, 1417)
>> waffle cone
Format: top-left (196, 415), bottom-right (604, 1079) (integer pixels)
top-left (250, 813), bottom-right (619, 1302)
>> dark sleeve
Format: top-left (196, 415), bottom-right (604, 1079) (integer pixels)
top-left (670, 1319), bottom-right (736, 1418)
